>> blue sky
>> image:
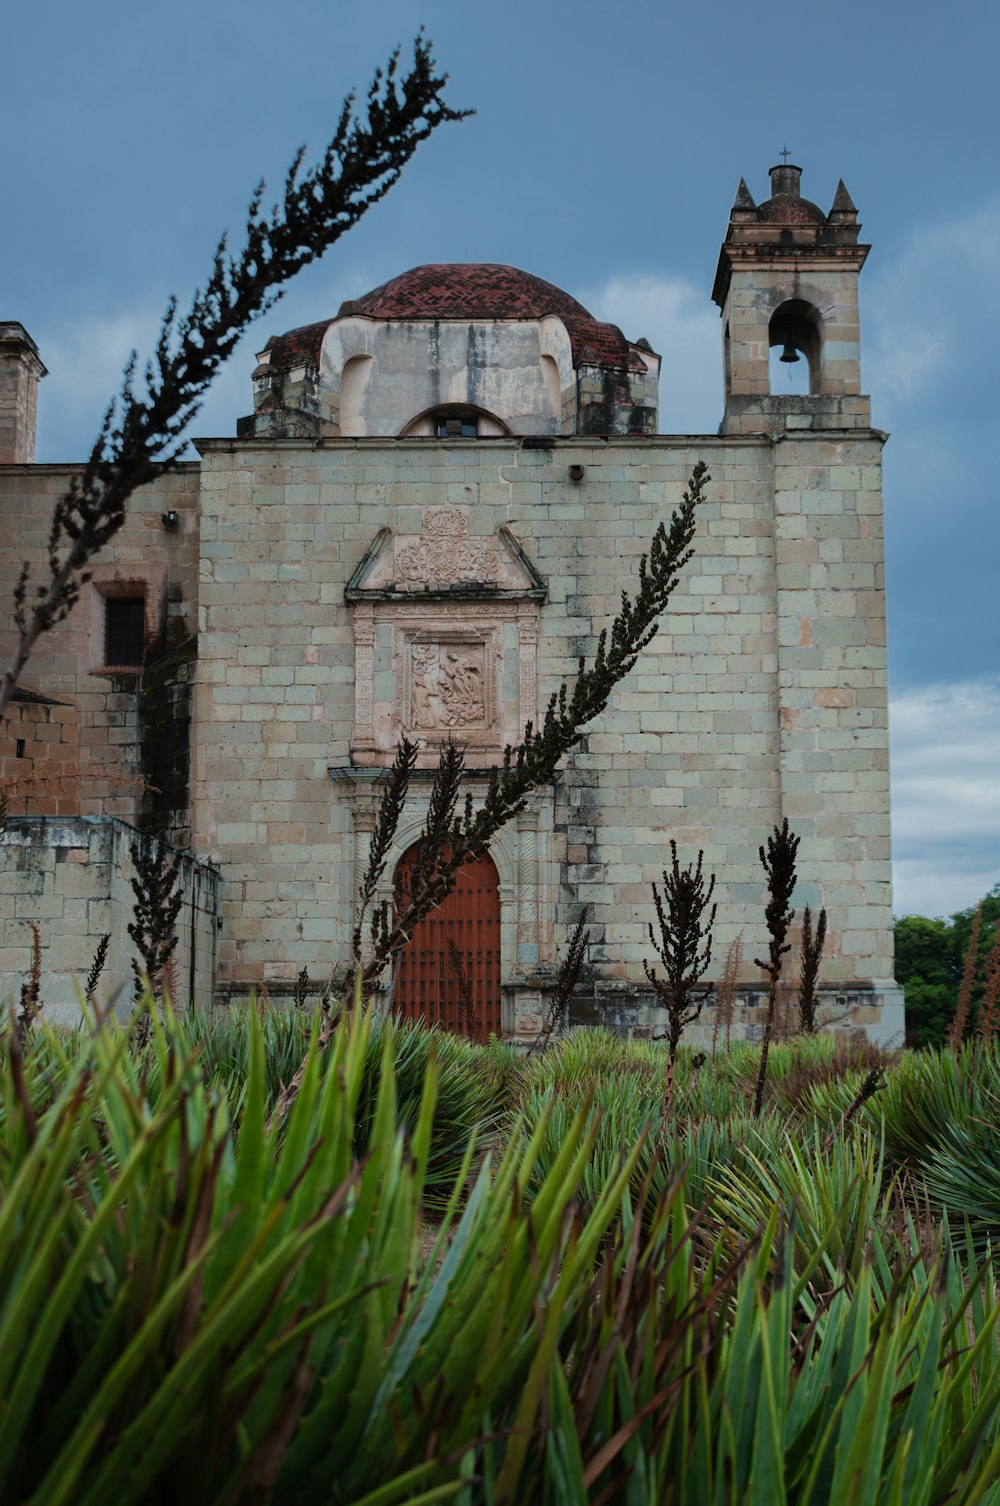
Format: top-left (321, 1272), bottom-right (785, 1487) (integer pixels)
top-left (3, 0), bottom-right (997, 917)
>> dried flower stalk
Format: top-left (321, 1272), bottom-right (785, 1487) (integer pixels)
top-left (948, 901), bottom-right (982, 1050)
top-left (753, 819), bottom-right (799, 1117)
top-left (1, 37), bottom-right (470, 718)
top-left (712, 931), bottom-right (743, 1059)
top-left (527, 907), bottom-right (591, 1058)
top-left (797, 905), bottom-right (828, 1035)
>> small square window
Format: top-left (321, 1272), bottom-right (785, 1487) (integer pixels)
top-left (105, 597), bottom-right (146, 667)
top-left (437, 416), bottom-right (477, 437)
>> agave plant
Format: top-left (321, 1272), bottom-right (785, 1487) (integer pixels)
top-left (0, 1003), bottom-right (361, 1503)
top-left (463, 1191), bottom-right (1000, 1504)
top-left (6, 1004), bottom-right (1000, 1501)
top-left (0, 1000), bottom-right (643, 1503)
top-left (709, 1121), bottom-right (896, 1289)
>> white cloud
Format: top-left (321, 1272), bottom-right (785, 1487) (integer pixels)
top-left (582, 274), bottom-right (721, 434)
top-left (33, 306), bottom-right (261, 463)
top-left (865, 199), bottom-right (1000, 409)
top-left (867, 326), bottom-right (945, 404)
top-left (35, 309), bottom-right (167, 462)
top-left (31, 274), bottom-right (364, 462)
top-left (890, 678), bottom-right (1000, 916)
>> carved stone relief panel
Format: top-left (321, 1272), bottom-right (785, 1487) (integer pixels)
top-left (349, 602), bottom-right (537, 768)
top-left (348, 515), bottom-right (544, 768)
top-left (353, 507), bottom-right (543, 595)
top-left (407, 639), bottom-right (488, 732)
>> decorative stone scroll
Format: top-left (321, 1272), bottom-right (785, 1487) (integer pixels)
top-left (395, 509), bottom-right (492, 587)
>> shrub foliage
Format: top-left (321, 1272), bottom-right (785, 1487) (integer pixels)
top-left (3, 1008), bottom-right (1000, 1503)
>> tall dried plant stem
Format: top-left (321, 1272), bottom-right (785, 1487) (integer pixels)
top-left (446, 939), bottom-right (476, 1037)
top-left (712, 931), bottom-right (743, 1059)
top-left (948, 902), bottom-right (982, 1050)
top-left (797, 904), bottom-right (828, 1034)
top-left (526, 907), bottom-right (590, 1058)
top-left (752, 819), bottom-right (799, 1118)
top-left (978, 926), bottom-right (1000, 1042)
top-left (84, 933), bottom-right (111, 1004)
top-left (267, 974), bottom-right (356, 1133)
top-left (663, 1052), bottom-right (676, 1120)
top-left (774, 972), bottom-right (798, 1042)
top-left (0, 38), bottom-right (469, 718)
top-left (823, 1063), bottom-right (886, 1150)
top-left (642, 841), bottom-right (717, 1063)
top-left (354, 465), bottom-right (710, 988)
top-left (128, 834), bottom-right (183, 1004)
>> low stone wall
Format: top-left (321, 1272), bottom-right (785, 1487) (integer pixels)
top-left (354, 974), bottom-right (905, 1051)
top-left (562, 980), bottom-right (906, 1050)
top-left (0, 816), bottom-right (221, 1025)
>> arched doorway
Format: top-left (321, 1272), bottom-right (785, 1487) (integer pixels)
top-left (392, 843), bottom-right (502, 1040)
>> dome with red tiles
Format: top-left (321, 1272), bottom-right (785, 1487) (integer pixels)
top-left (756, 193), bottom-right (827, 225)
top-left (354, 263), bottom-right (589, 324)
top-left (263, 263), bottom-right (645, 373)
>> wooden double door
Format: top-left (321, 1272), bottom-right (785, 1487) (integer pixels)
top-left (393, 843), bottom-right (502, 1041)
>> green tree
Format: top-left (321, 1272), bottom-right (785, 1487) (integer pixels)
top-left (895, 885), bottom-right (1000, 1047)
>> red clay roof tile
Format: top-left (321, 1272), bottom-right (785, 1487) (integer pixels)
top-left (263, 264), bottom-right (646, 373)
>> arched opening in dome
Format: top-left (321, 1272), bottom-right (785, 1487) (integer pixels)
top-left (768, 299), bottom-right (822, 396)
top-left (339, 353), bottom-right (373, 433)
top-left (400, 403), bottom-right (511, 438)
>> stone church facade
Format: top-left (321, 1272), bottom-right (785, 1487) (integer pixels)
top-left (0, 164), bottom-right (904, 1043)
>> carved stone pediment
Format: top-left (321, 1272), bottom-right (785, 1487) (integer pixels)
top-left (346, 509), bottom-right (545, 768)
top-left (346, 508), bottom-right (545, 601)
top-left (396, 508), bottom-right (490, 587)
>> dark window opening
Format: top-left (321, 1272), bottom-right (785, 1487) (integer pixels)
top-left (105, 597), bottom-right (146, 666)
top-left (400, 402), bottom-right (511, 438)
top-left (436, 416), bottom-right (478, 437)
top-left (15, 739), bottom-right (25, 759)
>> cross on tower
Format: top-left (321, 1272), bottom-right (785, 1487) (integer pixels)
top-left (779, 145), bottom-right (791, 165)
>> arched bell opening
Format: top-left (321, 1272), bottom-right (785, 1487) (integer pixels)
top-left (768, 299), bottom-right (822, 396)
top-left (391, 842), bottom-right (502, 1040)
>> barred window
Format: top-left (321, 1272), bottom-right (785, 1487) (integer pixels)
top-left (105, 597), bottom-right (145, 666)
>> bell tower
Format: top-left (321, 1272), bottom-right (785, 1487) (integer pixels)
top-left (712, 162), bottom-right (871, 435)
top-left (0, 323), bottom-right (46, 464)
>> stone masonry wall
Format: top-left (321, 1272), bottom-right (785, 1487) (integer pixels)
top-left (0, 816), bottom-right (221, 1024)
top-left (192, 434), bottom-right (898, 1030)
top-left (0, 693), bottom-right (80, 816)
top-left (567, 981), bottom-right (901, 1050)
top-left (0, 465), bottom-right (201, 826)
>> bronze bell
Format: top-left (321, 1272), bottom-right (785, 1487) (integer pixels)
top-left (779, 342), bottom-right (800, 364)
